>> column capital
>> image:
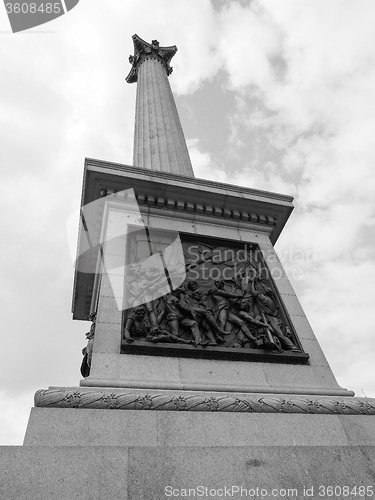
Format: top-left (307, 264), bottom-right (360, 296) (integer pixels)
top-left (126, 34), bottom-right (177, 84)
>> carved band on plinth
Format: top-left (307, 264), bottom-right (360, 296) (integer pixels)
top-left (34, 389), bottom-right (375, 415)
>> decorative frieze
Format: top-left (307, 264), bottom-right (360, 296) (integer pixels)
top-left (34, 388), bottom-right (375, 415)
top-left (119, 236), bottom-right (304, 362)
top-left (101, 186), bottom-right (278, 228)
top-left (132, 190), bottom-right (277, 227)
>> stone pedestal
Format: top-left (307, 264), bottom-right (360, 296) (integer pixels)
top-left (73, 160), bottom-right (352, 398)
top-left (5, 33), bottom-right (372, 500)
top-left (3, 444), bottom-right (375, 500)
top-left (25, 389), bottom-right (375, 448)
top-left (4, 392), bottom-right (375, 499)
top-left (11, 160), bottom-right (374, 499)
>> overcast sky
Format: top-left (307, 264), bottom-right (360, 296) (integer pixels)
top-left (1, 0), bottom-right (374, 445)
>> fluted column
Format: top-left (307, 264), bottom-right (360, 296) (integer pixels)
top-left (126, 34), bottom-right (194, 178)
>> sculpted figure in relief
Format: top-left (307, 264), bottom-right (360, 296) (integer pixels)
top-left (185, 281), bottom-right (228, 345)
top-left (80, 312), bottom-right (96, 378)
top-left (145, 325), bottom-right (192, 345)
top-left (161, 286), bottom-right (202, 345)
top-left (122, 240), bottom-right (301, 356)
top-left (127, 263), bottom-right (169, 326)
top-left (124, 305), bottom-right (150, 343)
top-left (248, 277), bottom-right (300, 352)
top-left (210, 280), bottom-right (257, 345)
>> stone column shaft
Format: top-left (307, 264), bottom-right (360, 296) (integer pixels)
top-left (126, 34), bottom-right (194, 177)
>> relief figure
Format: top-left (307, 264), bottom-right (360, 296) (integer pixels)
top-left (210, 280), bottom-right (256, 345)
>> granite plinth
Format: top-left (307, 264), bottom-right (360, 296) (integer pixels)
top-left (17, 393), bottom-right (375, 498)
top-left (15, 389), bottom-right (375, 499)
top-left (3, 444), bottom-right (375, 500)
top-left (24, 405), bottom-right (375, 447)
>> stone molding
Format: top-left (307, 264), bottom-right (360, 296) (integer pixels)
top-left (86, 158), bottom-right (294, 204)
top-left (101, 187), bottom-right (277, 230)
top-left (34, 388), bottom-right (375, 415)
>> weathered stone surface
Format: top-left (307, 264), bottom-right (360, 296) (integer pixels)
top-left (83, 349), bottom-right (350, 396)
top-left (96, 295), bottom-right (122, 324)
top-left (0, 446), bottom-right (129, 500)
top-left (294, 338), bottom-right (330, 364)
top-left (127, 446), bottom-right (375, 500)
top-left (91, 322), bottom-right (121, 354)
top-left (24, 403), bottom-right (375, 447)
top-left (279, 293), bottom-right (307, 317)
top-left (288, 315), bottom-right (317, 340)
top-left (24, 408), bottom-right (158, 446)
top-left (2, 444), bottom-right (375, 500)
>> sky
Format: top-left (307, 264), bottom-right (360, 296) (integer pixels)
top-left (1, 0), bottom-right (375, 445)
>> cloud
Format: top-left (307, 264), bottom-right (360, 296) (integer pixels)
top-left (0, 392), bottom-right (31, 445)
top-left (217, 1), bottom-right (280, 90)
top-left (182, 0), bottom-right (375, 396)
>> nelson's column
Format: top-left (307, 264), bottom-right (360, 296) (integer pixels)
top-left (3, 34), bottom-right (375, 499)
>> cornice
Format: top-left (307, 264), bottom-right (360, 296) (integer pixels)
top-left (85, 158), bottom-right (294, 204)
